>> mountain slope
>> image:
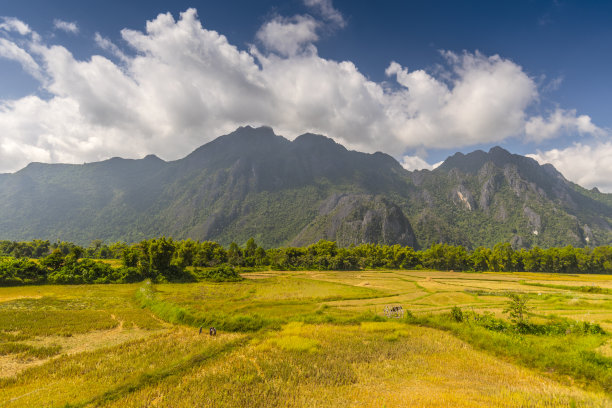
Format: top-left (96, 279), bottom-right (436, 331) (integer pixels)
top-left (407, 147), bottom-right (612, 248)
top-left (0, 126), bottom-right (610, 248)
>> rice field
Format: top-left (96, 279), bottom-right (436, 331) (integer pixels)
top-left (0, 270), bottom-right (610, 407)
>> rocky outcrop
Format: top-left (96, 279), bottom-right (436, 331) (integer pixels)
top-left (479, 176), bottom-right (497, 211)
top-left (291, 194), bottom-right (416, 247)
top-left (523, 206), bottom-right (541, 233)
top-left (452, 185), bottom-right (475, 211)
top-left (582, 224), bottom-right (594, 244)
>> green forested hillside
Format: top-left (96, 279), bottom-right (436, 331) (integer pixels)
top-left (404, 147), bottom-right (612, 248)
top-left (0, 126), bottom-right (610, 248)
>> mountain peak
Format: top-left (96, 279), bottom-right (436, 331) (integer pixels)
top-left (438, 146), bottom-right (539, 174)
top-left (293, 132), bottom-right (345, 150)
top-left (294, 132), bottom-right (333, 142)
top-left (437, 149), bottom-right (488, 173)
top-left (2, 126), bottom-right (610, 248)
top-left (488, 146), bottom-right (510, 155)
top-left (230, 125), bottom-right (277, 138)
top-left (143, 154), bottom-right (164, 162)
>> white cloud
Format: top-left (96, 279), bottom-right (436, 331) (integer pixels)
top-left (94, 33), bottom-right (127, 61)
top-left (53, 19), bottom-right (79, 34)
top-left (0, 17), bottom-right (31, 35)
top-left (0, 38), bottom-right (43, 80)
top-left (0, 8), bottom-right (606, 184)
top-left (401, 155), bottom-right (442, 171)
top-left (525, 108), bottom-right (604, 141)
top-left (256, 15), bottom-right (318, 56)
top-left (303, 0), bottom-right (345, 27)
top-left (385, 52), bottom-right (541, 148)
top-left (527, 142), bottom-right (612, 193)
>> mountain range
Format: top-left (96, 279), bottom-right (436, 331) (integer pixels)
top-left (1, 126), bottom-right (610, 249)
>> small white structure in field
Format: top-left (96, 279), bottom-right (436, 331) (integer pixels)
top-left (384, 305), bottom-right (404, 318)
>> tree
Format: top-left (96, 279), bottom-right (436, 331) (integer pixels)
top-left (122, 247), bottom-right (140, 268)
top-left (591, 246), bottom-right (612, 273)
top-left (149, 237), bottom-right (176, 274)
top-left (309, 240), bottom-right (337, 258)
top-left (254, 247), bottom-right (267, 265)
top-left (174, 239), bottom-right (197, 268)
top-left (227, 242), bottom-right (243, 266)
top-left (193, 241), bottom-right (226, 266)
top-left (558, 245), bottom-right (578, 273)
top-left (504, 293), bottom-right (530, 327)
top-left (470, 247), bottom-right (491, 271)
top-left (244, 238), bottom-right (258, 266)
top-left (30, 240), bottom-right (50, 258)
top-left (69, 246), bottom-right (84, 260)
top-left (522, 246), bottom-right (543, 272)
top-left (40, 249), bottom-right (65, 271)
top-left (245, 238), bottom-right (258, 258)
top-left (491, 243), bottom-right (515, 272)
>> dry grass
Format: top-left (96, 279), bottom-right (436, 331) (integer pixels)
top-left (0, 329), bottom-right (245, 407)
top-left (0, 270), bottom-right (610, 406)
top-left (105, 322), bottom-right (610, 407)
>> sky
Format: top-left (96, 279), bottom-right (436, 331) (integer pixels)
top-left (0, 0), bottom-right (611, 191)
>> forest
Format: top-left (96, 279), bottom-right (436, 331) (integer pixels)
top-left (1, 238), bottom-right (611, 286)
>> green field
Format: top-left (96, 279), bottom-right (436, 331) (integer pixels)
top-left (1, 270), bottom-right (611, 407)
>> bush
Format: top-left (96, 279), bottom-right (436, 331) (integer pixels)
top-left (115, 266), bottom-right (144, 283)
top-left (197, 266), bottom-right (244, 282)
top-left (0, 257), bottom-right (46, 286)
top-left (504, 293), bottom-right (530, 325)
top-left (47, 258), bottom-right (114, 284)
top-left (450, 306), bottom-right (463, 322)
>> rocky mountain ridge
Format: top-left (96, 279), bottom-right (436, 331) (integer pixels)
top-left (0, 126), bottom-right (610, 248)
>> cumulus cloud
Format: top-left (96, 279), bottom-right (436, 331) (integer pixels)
top-left (527, 142), bottom-right (612, 193)
top-left (0, 17), bottom-right (31, 35)
top-left (53, 19), bottom-right (79, 34)
top-left (256, 15), bottom-right (318, 56)
top-left (385, 52), bottom-right (539, 148)
top-left (401, 155), bottom-right (442, 171)
top-left (525, 108), bottom-right (604, 141)
top-left (0, 8), bottom-right (606, 184)
top-left (303, 0), bottom-right (345, 27)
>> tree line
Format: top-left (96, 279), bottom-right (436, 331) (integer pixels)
top-left (1, 238), bottom-right (611, 286)
top-left (0, 239), bottom-right (125, 260)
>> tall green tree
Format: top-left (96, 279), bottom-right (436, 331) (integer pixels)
top-left (227, 242), bottom-right (243, 266)
top-left (149, 237), bottom-right (176, 274)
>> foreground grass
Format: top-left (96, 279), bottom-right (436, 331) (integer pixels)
top-left (105, 322), bottom-right (608, 407)
top-left (0, 271), bottom-right (611, 406)
top-left (412, 313), bottom-right (612, 394)
top-left (0, 284), bottom-right (166, 379)
top-left (0, 329), bottom-right (246, 407)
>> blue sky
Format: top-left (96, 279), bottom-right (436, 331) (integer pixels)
top-left (1, 0), bottom-right (611, 191)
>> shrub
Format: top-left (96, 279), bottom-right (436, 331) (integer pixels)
top-left (0, 257), bottom-right (46, 286)
top-left (504, 293), bottom-right (530, 325)
top-left (450, 306), bottom-right (463, 322)
top-left (198, 266), bottom-right (244, 282)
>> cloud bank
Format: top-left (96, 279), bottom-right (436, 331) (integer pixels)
top-left (0, 8), bottom-right (608, 191)
top-left (528, 143), bottom-right (612, 192)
